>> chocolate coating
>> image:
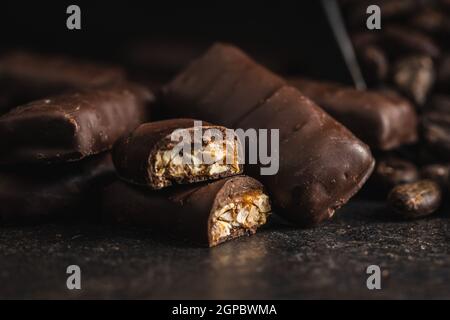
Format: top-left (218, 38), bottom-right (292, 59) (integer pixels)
top-left (162, 43), bottom-right (285, 127)
top-left (102, 175), bottom-right (268, 247)
top-left (0, 153), bottom-right (115, 224)
top-left (289, 78), bottom-right (418, 150)
top-left (237, 86), bottom-right (375, 226)
top-left (0, 85), bottom-right (153, 164)
top-left (112, 119), bottom-right (243, 188)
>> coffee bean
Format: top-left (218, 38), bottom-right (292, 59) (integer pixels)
top-left (421, 164), bottom-right (449, 187)
top-left (388, 180), bottom-right (441, 219)
top-left (422, 109), bottom-right (450, 159)
top-left (374, 157), bottom-right (419, 190)
top-left (393, 55), bottom-right (435, 106)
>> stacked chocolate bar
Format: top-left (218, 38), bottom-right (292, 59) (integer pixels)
top-left (336, 0), bottom-right (450, 218)
top-left (0, 52), bottom-right (153, 223)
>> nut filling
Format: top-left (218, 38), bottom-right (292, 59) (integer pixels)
top-left (151, 129), bottom-right (241, 188)
top-left (210, 192), bottom-right (271, 245)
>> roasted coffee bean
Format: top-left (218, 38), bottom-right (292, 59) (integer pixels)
top-left (427, 94), bottom-right (450, 112)
top-left (357, 45), bottom-right (389, 85)
top-left (374, 157), bottom-right (419, 190)
top-left (393, 55), bottom-right (435, 106)
top-left (388, 180), bottom-right (442, 219)
top-left (384, 26), bottom-right (441, 59)
top-left (409, 9), bottom-right (450, 35)
top-left (437, 54), bottom-right (450, 90)
top-left (421, 164), bottom-right (450, 187)
top-left (422, 109), bottom-right (450, 159)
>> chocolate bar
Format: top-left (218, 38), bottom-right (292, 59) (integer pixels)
top-left (102, 175), bottom-right (271, 247)
top-left (0, 85), bottom-right (153, 164)
top-left (289, 78), bottom-right (418, 150)
top-left (0, 153), bottom-right (115, 224)
top-left (162, 43), bottom-right (285, 127)
top-left (236, 86), bottom-right (375, 225)
top-left (163, 43), bottom-right (375, 226)
top-left (113, 119), bottom-right (243, 189)
top-left (0, 51), bottom-right (126, 106)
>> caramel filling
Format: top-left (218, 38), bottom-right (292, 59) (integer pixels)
top-left (210, 192), bottom-right (271, 245)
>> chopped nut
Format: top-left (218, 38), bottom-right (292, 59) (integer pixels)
top-left (151, 128), bottom-right (241, 188)
top-left (210, 192), bottom-right (271, 245)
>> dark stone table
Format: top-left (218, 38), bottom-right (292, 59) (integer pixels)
top-left (0, 199), bottom-right (449, 299)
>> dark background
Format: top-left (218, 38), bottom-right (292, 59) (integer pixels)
top-left (1, 1), bottom-right (353, 83)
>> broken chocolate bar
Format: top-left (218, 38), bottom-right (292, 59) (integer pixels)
top-left (0, 85), bottom-right (153, 164)
top-left (289, 78), bottom-right (418, 150)
top-left (0, 51), bottom-right (126, 106)
top-left (163, 44), bottom-right (375, 226)
top-left (162, 43), bottom-right (285, 127)
top-left (102, 175), bottom-right (271, 247)
top-left (112, 119), bottom-right (243, 189)
top-left (0, 153), bottom-right (115, 224)
top-left (236, 86), bottom-right (375, 226)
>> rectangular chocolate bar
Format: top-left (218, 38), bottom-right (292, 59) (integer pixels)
top-left (289, 78), bottom-right (418, 150)
top-left (102, 175), bottom-right (271, 247)
top-left (236, 86), bottom-right (375, 225)
top-left (162, 43), bottom-right (285, 127)
top-left (0, 51), bottom-right (126, 107)
top-left (163, 44), bottom-right (375, 226)
top-left (112, 119), bottom-right (243, 189)
top-left (0, 153), bottom-right (115, 224)
top-left (0, 85), bottom-right (153, 164)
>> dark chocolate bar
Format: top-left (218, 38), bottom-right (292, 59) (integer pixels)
top-left (163, 43), bottom-right (375, 226)
top-left (236, 86), bottom-right (375, 225)
top-left (0, 153), bottom-right (115, 224)
top-left (0, 51), bottom-right (126, 106)
top-left (289, 78), bottom-right (418, 150)
top-left (162, 43), bottom-right (285, 127)
top-left (113, 119), bottom-right (243, 189)
top-left (102, 175), bottom-right (271, 247)
top-left (0, 85), bottom-right (153, 164)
